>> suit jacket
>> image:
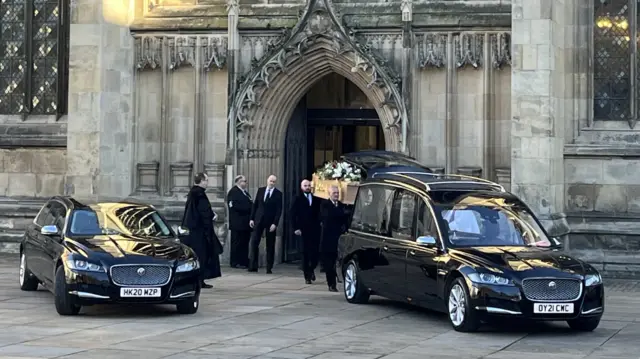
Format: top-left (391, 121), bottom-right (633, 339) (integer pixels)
top-left (227, 186), bottom-right (253, 231)
top-left (250, 186), bottom-right (283, 227)
top-left (290, 191), bottom-right (321, 237)
top-left (319, 198), bottom-right (348, 253)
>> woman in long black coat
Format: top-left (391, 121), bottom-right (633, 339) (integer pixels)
top-left (182, 180), bottom-right (222, 288)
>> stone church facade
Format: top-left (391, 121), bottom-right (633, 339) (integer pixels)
top-left (0, 0), bottom-right (637, 276)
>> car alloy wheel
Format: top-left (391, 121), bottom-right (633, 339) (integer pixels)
top-left (19, 252), bottom-right (39, 291)
top-left (344, 263), bottom-right (357, 300)
top-left (448, 283), bottom-right (466, 326)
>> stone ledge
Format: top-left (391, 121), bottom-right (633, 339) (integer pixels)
top-left (564, 144), bottom-right (640, 158)
top-left (0, 124), bottom-right (67, 148)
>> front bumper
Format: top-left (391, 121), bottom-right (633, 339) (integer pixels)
top-left (64, 267), bottom-right (200, 305)
top-left (468, 281), bottom-right (605, 321)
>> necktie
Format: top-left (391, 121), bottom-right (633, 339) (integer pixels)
top-left (265, 189), bottom-right (271, 201)
top-left (307, 193), bottom-right (312, 205)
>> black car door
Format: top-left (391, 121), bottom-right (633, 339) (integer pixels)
top-left (27, 202), bottom-right (54, 280)
top-left (41, 201), bottom-right (67, 284)
top-left (405, 199), bottom-right (441, 306)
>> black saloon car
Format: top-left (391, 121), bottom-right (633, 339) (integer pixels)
top-left (19, 197), bottom-right (201, 315)
top-left (336, 158), bottom-right (604, 332)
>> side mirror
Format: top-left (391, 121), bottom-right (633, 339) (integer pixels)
top-left (416, 235), bottom-right (437, 247)
top-left (172, 225), bottom-right (189, 236)
top-left (41, 225), bottom-right (60, 236)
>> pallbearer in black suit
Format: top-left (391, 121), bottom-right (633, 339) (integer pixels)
top-left (290, 179), bottom-right (321, 284)
top-left (319, 185), bottom-right (349, 292)
top-left (248, 175), bottom-right (283, 273)
top-left (226, 175), bottom-right (253, 268)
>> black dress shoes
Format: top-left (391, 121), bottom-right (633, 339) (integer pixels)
top-left (328, 286), bottom-right (338, 292)
top-left (305, 279), bottom-right (312, 284)
top-left (201, 282), bottom-right (213, 289)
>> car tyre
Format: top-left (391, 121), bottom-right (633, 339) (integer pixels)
top-left (176, 293), bottom-right (199, 314)
top-left (447, 277), bottom-right (479, 332)
top-left (567, 317), bottom-right (600, 332)
top-left (343, 259), bottom-right (370, 304)
top-left (54, 265), bottom-right (81, 316)
top-left (19, 252), bottom-right (39, 291)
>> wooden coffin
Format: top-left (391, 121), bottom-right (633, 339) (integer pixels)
top-left (311, 174), bottom-right (359, 204)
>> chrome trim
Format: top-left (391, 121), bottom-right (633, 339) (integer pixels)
top-left (581, 307), bottom-right (603, 315)
top-left (170, 291), bottom-right (196, 299)
top-left (69, 291), bottom-right (110, 299)
top-left (475, 306), bottom-right (522, 315)
top-left (109, 264), bottom-right (173, 287)
top-left (521, 277), bottom-right (583, 302)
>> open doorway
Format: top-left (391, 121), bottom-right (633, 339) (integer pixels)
top-left (283, 73), bottom-right (386, 262)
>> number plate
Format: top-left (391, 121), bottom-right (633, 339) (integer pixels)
top-left (120, 287), bottom-right (161, 298)
top-left (533, 303), bottom-right (574, 314)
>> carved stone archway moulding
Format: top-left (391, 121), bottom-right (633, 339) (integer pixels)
top-left (228, 0), bottom-right (409, 164)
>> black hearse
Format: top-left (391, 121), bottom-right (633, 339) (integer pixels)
top-left (337, 152), bottom-right (604, 332)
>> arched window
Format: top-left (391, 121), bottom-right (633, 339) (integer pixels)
top-left (594, 0), bottom-right (634, 122)
top-left (0, 0), bottom-right (69, 117)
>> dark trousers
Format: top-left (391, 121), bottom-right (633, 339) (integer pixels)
top-left (230, 230), bottom-right (251, 267)
top-left (249, 223), bottom-right (276, 271)
top-left (300, 235), bottom-right (319, 280)
top-left (321, 251), bottom-right (338, 288)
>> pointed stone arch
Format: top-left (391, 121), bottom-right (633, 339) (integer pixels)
top-left (228, 0), bottom-right (408, 187)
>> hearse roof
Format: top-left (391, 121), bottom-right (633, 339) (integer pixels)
top-left (364, 171), bottom-right (507, 194)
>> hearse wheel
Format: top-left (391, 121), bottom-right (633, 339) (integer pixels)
top-left (176, 293), bottom-right (200, 314)
top-left (447, 277), bottom-right (479, 332)
top-left (54, 265), bottom-right (81, 316)
top-left (19, 252), bottom-right (39, 291)
top-left (567, 317), bottom-right (601, 332)
top-left (343, 259), bottom-right (370, 304)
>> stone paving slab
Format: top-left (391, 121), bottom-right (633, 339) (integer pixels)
top-left (0, 255), bottom-right (638, 358)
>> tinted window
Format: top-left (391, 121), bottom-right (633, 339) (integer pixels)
top-left (68, 205), bottom-right (172, 237)
top-left (350, 185), bottom-right (394, 236)
top-left (49, 202), bottom-right (66, 231)
top-left (34, 204), bottom-right (53, 227)
top-left (69, 210), bottom-right (103, 236)
top-left (416, 200), bottom-right (438, 238)
top-left (390, 189), bottom-right (417, 240)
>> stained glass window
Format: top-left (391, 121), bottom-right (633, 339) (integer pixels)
top-left (0, 0), bottom-right (68, 116)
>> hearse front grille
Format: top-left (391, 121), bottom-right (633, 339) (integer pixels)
top-left (521, 278), bottom-right (582, 301)
top-left (110, 265), bottom-right (172, 286)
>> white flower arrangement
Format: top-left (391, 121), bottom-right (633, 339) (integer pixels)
top-left (316, 161), bottom-right (362, 182)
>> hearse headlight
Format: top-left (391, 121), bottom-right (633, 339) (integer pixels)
top-left (585, 273), bottom-right (602, 286)
top-left (176, 259), bottom-right (199, 273)
top-left (66, 259), bottom-right (105, 273)
top-left (468, 272), bottom-right (513, 286)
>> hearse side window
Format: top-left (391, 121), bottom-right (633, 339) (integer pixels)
top-left (390, 189), bottom-right (417, 240)
top-left (416, 200), bottom-right (438, 238)
top-left (34, 203), bottom-right (53, 227)
top-left (350, 185), bottom-right (394, 236)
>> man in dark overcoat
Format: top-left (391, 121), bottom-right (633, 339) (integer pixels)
top-left (248, 174), bottom-right (283, 273)
top-left (226, 174), bottom-right (253, 268)
top-left (319, 185), bottom-right (349, 292)
top-left (290, 179), bottom-right (321, 284)
top-left (182, 172), bottom-right (222, 289)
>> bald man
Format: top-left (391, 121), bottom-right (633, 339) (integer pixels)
top-left (248, 175), bottom-right (283, 273)
top-left (290, 179), bottom-right (321, 284)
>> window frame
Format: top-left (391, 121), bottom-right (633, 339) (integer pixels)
top-left (0, 0), bottom-right (70, 117)
top-left (389, 188), bottom-right (419, 241)
top-left (349, 183), bottom-right (398, 238)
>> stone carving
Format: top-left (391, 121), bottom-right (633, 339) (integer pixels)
top-left (491, 32), bottom-right (511, 69)
top-left (229, 0), bottom-right (406, 136)
top-left (135, 36), bottom-right (162, 71)
top-left (239, 149), bottom-right (280, 159)
top-left (136, 161), bottom-right (160, 193)
top-left (170, 162), bottom-right (194, 193)
top-left (416, 33), bottom-right (447, 69)
top-left (494, 167), bottom-right (511, 191)
top-left (203, 36), bottom-right (228, 70)
top-left (168, 36), bottom-right (196, 71)
top-left (454, 33), bottom-right (483, 69)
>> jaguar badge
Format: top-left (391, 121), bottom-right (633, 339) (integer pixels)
top-left (137, 267), bottom-right (146, 276)
top-left (548, 281), bottom-right (556, 290)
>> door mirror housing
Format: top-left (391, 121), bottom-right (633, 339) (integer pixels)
top-left (172, 225), bottom-right (190, 236)
top-left (416, 235), bottom-right (437, 247)
top-left (41, 225), bottom-right (60, 236)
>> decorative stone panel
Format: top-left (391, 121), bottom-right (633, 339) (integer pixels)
top-left (456, 166), bottom-right (483, 178)
top-left (494, 168), bottom-right (511, 192)
top-left (170, 162), bottom-right (193, 194)
top-left (136, 161), bottom-right (160, 194)
top-left (430, 167), bottom-right (445, 175)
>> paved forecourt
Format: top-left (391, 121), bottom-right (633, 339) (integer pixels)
top-left (0, 255), bottom-right (638, 359)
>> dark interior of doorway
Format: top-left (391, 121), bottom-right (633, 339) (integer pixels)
top-left (283, 96), bottom-right (385, 263)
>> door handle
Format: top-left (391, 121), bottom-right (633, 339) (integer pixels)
top-left (383, 245), bottom-right (388, 251)
top-left (409, 250), bottom-right (415, 256)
